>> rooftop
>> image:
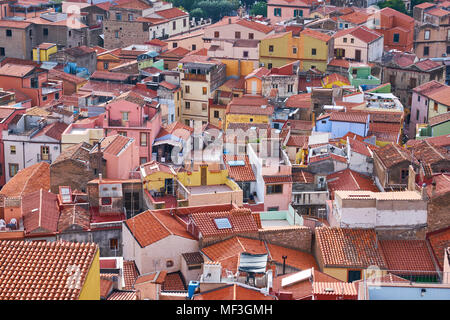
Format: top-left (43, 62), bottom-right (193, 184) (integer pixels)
top-left (0, 162), bottom-right (50, 197)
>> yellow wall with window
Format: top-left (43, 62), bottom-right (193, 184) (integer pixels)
top-left (259, 32), bottom-right (297, 69)
top-left (78, 249), bottom-right (100, 300)
top-left (143, 171), bottom-right (176, 191)
top-left (299, 34), bottom-right (329, 72)
top-left (33, 44), bottom-right (57, 62)
top-left (428, 101), bottom-right (448, 119)
top-left (225, 113), bottom-right (269, 130)
top-left (177, 167), bottom-right (229, 187)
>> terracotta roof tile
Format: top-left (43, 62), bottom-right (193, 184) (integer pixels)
top-left (301, 28), bottom-right (331, 42)
top-left (162, 272), bottom-right (186, 291)
top-left (224, 155), bottom-right (256, 182)
top-left (374, 143), bottom-right (414, 168)
top-left (315, 227), bottom-right (388, 268)
top-left (427, 227), bottom-right (450, 270)
top-left (292, 170), bottom-right (315, 184)
top-left (263, 175), bottom-right (293, 184)
top-left (22, 189), bottom-right (59, 235)
top-left (286, 135), bottom-right (309, 148)
top-left (97, 134), bottom-right (133, 156)
top-left (348, 138), bottom-right (372, 157)
top-left (122, 260), bottom-right (139, 290)
top-left (322, 73), bottom-right (350, 87)
top-left (140, 161), bottom-right (176, 177)
top-left (0, 162), bottom-right (50, 197)
top-left (193, 283), bottom-right (276, 300)
top-left (410, 139), bottom-right (450, 167)
top-left (90, 71), bottom-right (129, 82)
top-left (313, 282), bottom-right (357, 296)
top-left (0, 64), bottom-right (35, 77)
top-left (100, 277), bottom-right (114, 298)
top-left (379, 240), bottom-right (437, 273)
top-left (429, 112), bottom-right (450, 126)
top-left (135, 270), bottom-right (167, 285)
top-left (155, 7), bottom-right (188, 19)
top-left (329, 112), bottom-right (368, 124)
top-left (181, 252), bottom-right (204, 266)
top-left (107, 290), bottom-right (137, 300)
top-left (125, 210), bottom-right (194, 247)
top-left (285, 93), bottom-right (312, 109)
top-left (0, 240), bottom-right (98, 300)
top-left (191, 208), bottom-right (259, 238)
top-left (326, 169), bottom-right (378, 199)
top-left (267, 243), bottom-right (318, 271)
top-left (34, 121), bottom-right (68, 141)
top-left (58, 204), bottom-right (90, 232)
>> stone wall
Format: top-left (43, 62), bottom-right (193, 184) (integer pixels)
top-left (427, 192), bottom-right (450, 233)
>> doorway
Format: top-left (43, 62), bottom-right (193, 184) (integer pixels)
top-left (201, 166), bottom-right (207, 186)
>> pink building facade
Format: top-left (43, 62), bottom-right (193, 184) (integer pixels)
top-left (267, 0), bottom-right (318, 24)
top-left (102, 99), bottom-right (162, 164)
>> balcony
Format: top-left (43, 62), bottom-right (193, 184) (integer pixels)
top-left (182, 73), bottom-right (207, 81)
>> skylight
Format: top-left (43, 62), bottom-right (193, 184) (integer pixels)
top-left (214, 218), bottom-right (232, 230)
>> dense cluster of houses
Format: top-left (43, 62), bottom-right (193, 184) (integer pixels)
top-left (0, 0), bottom-right (449, 301)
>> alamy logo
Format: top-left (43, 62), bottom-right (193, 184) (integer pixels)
top-left (66, 264), bottom-right (82, 290)
top-left (66, 5), bottom-right (83, 30)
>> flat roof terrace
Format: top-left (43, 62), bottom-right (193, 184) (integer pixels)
top-left (186, 185), bottom-right (233, 194)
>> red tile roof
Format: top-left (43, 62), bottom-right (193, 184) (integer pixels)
top-left (272, 268), bottom-right (341, 300)
top-left (348, 137), bottom-right (372, 157)
top-left (90, 71), bottom-right (129, 82)
top-left (236, 19), bottom-right (274, 34)
top-left (0, 64), bottom-right (35, 77)
top-left (374, 143), bottom-right (414, 168)
top-left (193, 283), bottom-right (276, 300)
top-left (0, 240), bottom-right (98, 300)
top-left (0, 162), bottom-right (50, 197)
top-left (125, 210), bottom-right (194, 247)
top-left (155, 7), bottom-right (188, 19)
top-left (135, 270), bottom-right (167, 285)
top-left (326, 169), bottom-right (378, 199)
top-left (245, 67), bottom-right (270, 79)
top-left (145, 39), bottom-right (168, 47)
top-left (58, 204), bottom-right (90, 232)
top-left (34, 121), bottom-right (68, 141)
top-left (328, 58), bottom-right (350, 68)
top-left (191, 208), bottom-right (259, 238)
top-left (415, 59), bottom-right (443, 71)
top-left (224, 155), bottom-right (256, 182)
top-left (315, 227), bottom-right (388, 268)
top-left (285, 93), bottom-right (312, 109)
top-left (286, 135), bottom-right (309, 148)
top-left (107, 290), bottom-right (137, 300)
top-left (427, 227), bottom-right (450, 270)
top-left (415, 2), bottom-right (435, 9)
top-left (100, 277), bottom-right (114, 298)
top-left (410, 139), bottom-right (450, 166)
top-left (292, 170), bottom-right (315, 184)
top-left (339, 11), bottom-right (370, 24)
top-left (141, 160), bottom-right (176, 177)
top-left (301, 28), bottom-right (331, 42)
top-left (162, 272), bottom-right (186, 291)
top-left (98, 134), bottom-right (133, 156)
top-left (123, 260), bottom-right (139, 290)
top-left (313, 282), bottom-right (357, 296)
top-left (334, 26), bottom-right (382, 43)
top-left (429, 112), bottom-right (450, 126)
top-left (329, 112), bottom-right (368, 124)
top-left (22, 189), bottom-right (59, 235)
top-left (379, 240), bottom-right (437, 273)
top-left (263, 175), bottom-right (293, 184)
top-left (426, 7), bottom-right (449, 17)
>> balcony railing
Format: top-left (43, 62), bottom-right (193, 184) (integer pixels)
top-left (182, 73), bottom-right (206, 81)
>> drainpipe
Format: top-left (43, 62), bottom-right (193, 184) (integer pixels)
top-left (282, 255), bottom-right (287, 275)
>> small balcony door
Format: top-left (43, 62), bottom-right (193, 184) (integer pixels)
top-left (201, 166), bottom-right (207, 186)
top-left (41, 146), bottom-right (50, 161)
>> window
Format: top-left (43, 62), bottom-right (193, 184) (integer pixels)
top-left (266, 184), bottom-right (283, 194)
top-left (249, 118), bottom-right (253, 122)
top-left (102, 197), bottom-right (112, 205)
top-left (202, 87), bottom-right (207, 95)
top-left (293, 47), bottom-right (297, 54)
top-left (6, 29), bottom-right (11, 37)
top-left (183, 18), bottom-right (186, 27)
top-left (424, 30), bottom-right (430, 40)
top-left (10, 146), bottom-right (16, 154)
top-left (185, 101), bottom-right (190, 109)
top-left (243, 51), bottom-right (249, 58)
top-left (351, 38), bottom-right (354, 43)
top-left (41, 146), bottom-right (49, 160)
top-left (268, 207), bottom-right (279, 211)
top-left (345, 24), bottom-right (348, 28)
top-left (116, 12), bottom-right (122, 21)
top-left (103, 62), bottom-right (109, 69)
top-left (249, 33), bottom-right (254, 39)
top-left (214, 110), bottom-right (219, 118)
top-left (214, 31), bottom-right (219, 38)
top-left (288, 84), bottom-right (293, 93)
top-left (235, 31), bottom-right (241, 39)
top-left (43, 28), bottom-right (48, 36)
top-left (401, 169), bottom-right (408, 181)
top-left (9, 164), bottom-right (19, 177)
top-left (418, 95), bottom-right (420, 102)
top-left (343, 37), bottom-right (347, 43)
top-left (115, 31), bottom-right (119, 38)
top-left (274, 8), bottom-right (281, 16)
top-left (269, 45), bottom-right (274, 52)
top-left (109, 239), bottom-right (118, 250)
top-left (185, 85), bottom-right (190, 93)
top-left (122, 112), bottom-right (129, 121)
top-left (348, 270), bottom-right (361, 282)
top-left (272, 84), bottom-right (278, 89)
top-left (311, 48), bottom-right (316, 56)
top-left (30, 77), bottom-right (38, 88)
top-left (140, 157), bottom-right (147, 164)
top-left (118, 131), bottom-right (127, 137)
top-left (447, 46), bottom-right (450, 54)
top-left (173, 42), bottom-right (178, 48)
top-left (140, 132), bottom-right (147, 146)
top-left (416, 110), bottom-right (420, 121)
top-left (192, 44), bottom-right (196, 50)
top-left (68, 30), bottom-right (72, 37)
top-left (0, 47), bottom-right (5, 56)
top-left (268, 63), bottom-right (272, 69)
top-left (173, 21), bottom-right (176, 30)
top-left (166, 260), bottom-right (174, 268)
top-left (424, 46), bottom-right (429, 56)
top-left (393, 33), bottom-right (400, 43)
top-left (96, 15), bottom-right (103, 21)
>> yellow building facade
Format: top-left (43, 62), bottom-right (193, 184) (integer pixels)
top-left (225, 113), bottom-right (270, 130)
top-left (78, 249), bottom-right (100, 300)
top-left (33, 43), bottom-right (57, 62)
